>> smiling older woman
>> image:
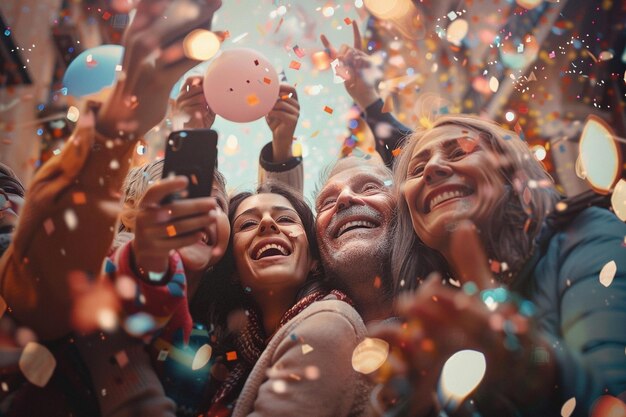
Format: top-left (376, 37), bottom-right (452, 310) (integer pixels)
top-left (372, 114), bottom-right (626, 417)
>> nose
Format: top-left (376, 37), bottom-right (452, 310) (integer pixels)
top-left (423, 154), bottom-right (452, 185)
top-left (336, 187), bottom-right (365, 211)
top-left (259, 214), bottom-right (279, 235)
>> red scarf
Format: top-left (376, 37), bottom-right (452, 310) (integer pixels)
top-left (205, 289), bottom-right (352, 416)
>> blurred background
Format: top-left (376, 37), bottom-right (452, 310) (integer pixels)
top-left (1, 0), bottom-right (625, 201)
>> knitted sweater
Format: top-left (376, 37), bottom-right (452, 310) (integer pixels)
top-left (233, 297), bottom-right (372, 417)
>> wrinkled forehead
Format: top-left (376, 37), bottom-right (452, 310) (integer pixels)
top-left (319, 158), bottom-right (391, 196)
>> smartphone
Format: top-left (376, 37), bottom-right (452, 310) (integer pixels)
top-left (162, 129), bottom-right (218, 200)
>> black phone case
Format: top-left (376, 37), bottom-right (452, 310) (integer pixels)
top-left (162, 129), bottom-right (218, 200)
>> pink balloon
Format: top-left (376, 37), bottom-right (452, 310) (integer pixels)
top-left (203, 48), bottom-right (280, 123)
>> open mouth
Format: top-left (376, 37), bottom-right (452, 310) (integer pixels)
top-left (424, 187), bottom-right (474, 213)
top-left (335, 219), bottom-right (379, 238)
top-left (253, 242), bottom-right (292, 260)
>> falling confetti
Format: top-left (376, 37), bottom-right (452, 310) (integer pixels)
top-left (272, 380), bottom-right (287, 393)
top-left (192, 344), bottom-right (213, 370)
top-left (19, 342), bottom-right (56, 387)
top-left (439, 350), bottom-right (486, 403)
top-left (66, 106), bottom-right (80, 123)
top-left (351, 337), bottom-right (389, 374)
top-left (489, 76), bottom-right (499, 93)
top-left (323, 106), bottom-right (333, 114)
top-left (561, 397), bottom-right (576, 417)
top-left (301, 344), bottom-right (314, 355)
top-left (64, 209), bottom-right (78, 231)
top-left (226, 351), bottom-right (238, 361)
top-left (289, 60), bottom-right (302, 70)
top-left (611, 179), bottom-right (626, 222)
top-left (599, 260), bottom-right (617, 287)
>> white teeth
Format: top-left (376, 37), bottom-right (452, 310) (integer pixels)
top-left (428, 189), bottom-right (469, 211)
top-left (255, 243), bottom-right (289, 260)
top-left (337, 220), bottom-right (377, 237)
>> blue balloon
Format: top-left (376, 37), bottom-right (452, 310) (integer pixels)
top-left (63, 45), bottom-right (124, 97)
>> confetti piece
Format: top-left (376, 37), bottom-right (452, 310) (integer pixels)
top-left (192, 344), bottom-right (213, 370)
top-left (19, 342), bottom-right (56, 387)
top-left (157, 350), bottom-right (169, 361)
top-left (231, 32), bottom-right (248, 44)
top-left (344, 17), bottom-right (352, 25)
top-left (489, 76), bottom-right (499, 93)
top-left (310, 130), bottom-right (320, 138)
top-left (44, 218), bottom-right (55, 235)
top-left (109, 159), bottom-right (120, 170)
top-left (226, 351), bottom-right (238, 361)
top-left (301, 344), bottom-right (314, 355)
top-left (373, 276), bottom-right (381, 289)
top-left (446, 18), bottom-right (468, 46)
top-left (599, 261), bottom-right (617, 287)
top-left (66, 106), bottom-right (80, 123)
top-left (351, 338), bottom-right (389, 374)
top-left (611, 179), bottom-right (626, 222)
top-left (561, 397), bottom-right (576, 417)
top-left (311, 51), bottom-right (331, 70)
top-left (246, 93), bottom-right (260, 106)
top-left (124, 313), bottom-right (156, 336)
top-left (391, 148), bottom-right (402, 157)
top-left (289, 60), bottom-right (301, 70)
top-left (323, 106), bottom-right (333, 114)
top-left (272, 380), bottom-right (287, 393)
top-left (64, 209), bottom-right (78, 231)
top-left (304, 365), bottom-right (320, 380)
top-left (263, 77), bottom-right (272, 84)
top-left (440, 350), bottom-right (486, 402)
top-left (166, 225), bottom-right (177, 237)
top-left (72, 192), bottom-right (87, 205)
top-left (115, 350), bottom-right (129, 368)
top-left (293, 45), bottom-right (305, 58)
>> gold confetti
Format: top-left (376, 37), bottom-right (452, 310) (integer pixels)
top-left (351, 338), bottom-right (389, 375)
top-left (192, 344), bottom-right (213, 370)
top-left (301, 344), bottom-right (314, 355)
top-left (72, 192), bottom-right (87, 205)
top-left (561, 397), bottom-right (576, 417)
top-left (599, 260), bottom-right (617, 287)
top-left (166, 225), bottom-right (177, 237)
top-left (19, 342), bottom-right (56, 387)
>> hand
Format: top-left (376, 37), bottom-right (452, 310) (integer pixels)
top-left (132, 176), bottom-right (221, 274)
top-left (96, 0), bottom-right (223, 140)
top-left (265, 84), bottom-right (300, 163)
top-left (370, 222), bottom-right (556, 415)
top-left (174, 76), bottom-right (216, 129)
top-left (321, 21), bottom-right (379, 110)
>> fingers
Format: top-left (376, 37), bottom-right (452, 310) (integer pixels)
top-left (320, 34), bottom-right (337, 59)
top-left (352, 21), bottom-right (362, 51)
top-left (138, 176), bottom-right (188, 208)
top-left (449, 221), bottom-right (495, 290)
top-left (278, 84), bottom-right (298, 100)
top-left (270, 100), bottom-right (300, 116)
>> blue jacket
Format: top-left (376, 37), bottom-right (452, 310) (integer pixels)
top-left (516, 207), bottom-right (626, 416)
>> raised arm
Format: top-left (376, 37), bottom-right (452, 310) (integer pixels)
top-left (0, 0), bottom-right (223, 341)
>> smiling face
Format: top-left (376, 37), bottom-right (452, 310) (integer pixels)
top-left (232, 193), bottom-right (314, 298)
top-left (402, 125), bottom-right (506, 254)
top-left (315, 158), bottom-right (395, 290)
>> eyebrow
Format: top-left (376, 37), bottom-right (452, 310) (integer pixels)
top-left (233, 205), bottom-right (298, 224)
top-left (410, 138), bottom-right (465, 163)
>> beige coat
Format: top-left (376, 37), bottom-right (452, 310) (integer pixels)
top-left (233, 297), bottom-right (372, 417)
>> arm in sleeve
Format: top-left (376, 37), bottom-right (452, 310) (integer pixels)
top-left (0, 108), bottom-right (140, 340)
top-left (257, 142), bottom-right (303, 193)
top-left (107, 241), bottom-right (192, 342)
top-left (243, 310), bottom-right (370, 417)
top-left (75, 330), bottom-right (177, 417)
top-left (363, 99), bottom-right (413, 168)
top-left (538, 208), bottom-right (626, 416)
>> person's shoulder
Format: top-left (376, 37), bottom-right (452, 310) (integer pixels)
top-left (555, 206), bottom-right (626, 245)
top-left (279, 298), bottom-right (366, 343)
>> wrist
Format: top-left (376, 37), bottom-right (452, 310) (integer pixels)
top-left (352, 91), bottom-right (379, 111)
top-left (271, 140), bottom-right (293, 163)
